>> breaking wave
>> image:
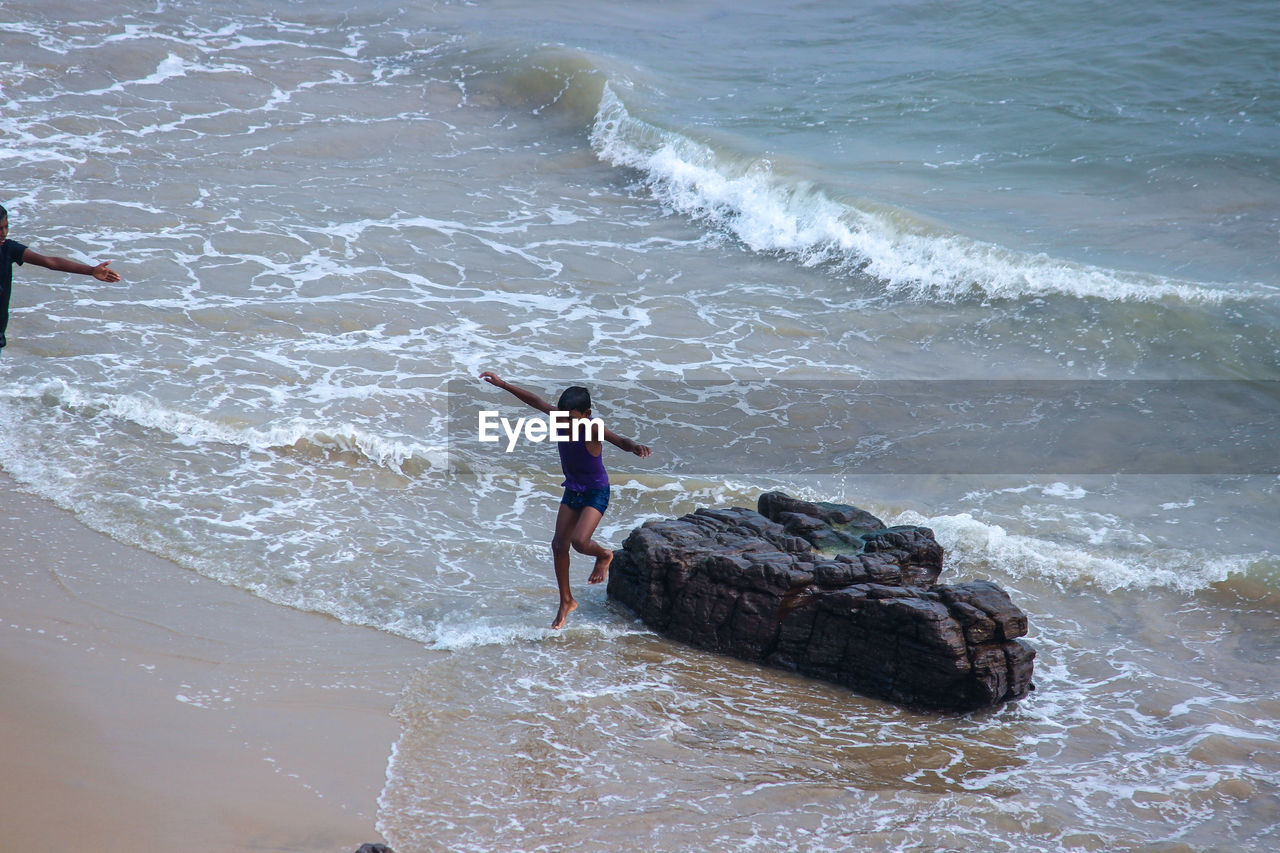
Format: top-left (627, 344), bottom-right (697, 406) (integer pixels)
top-left (591, 83), bottom-right (1240, 305)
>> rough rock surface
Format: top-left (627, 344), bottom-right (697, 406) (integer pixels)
top-left (607, 492), bottom-right (1035, 713)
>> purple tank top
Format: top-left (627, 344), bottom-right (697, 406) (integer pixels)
top-left (558, 436), bottom-right (609, 490)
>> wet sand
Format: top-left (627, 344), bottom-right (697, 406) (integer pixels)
top-left (0, 470), bottom-right (417, 853)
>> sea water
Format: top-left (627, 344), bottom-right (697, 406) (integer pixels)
top-left (1, 0), bottom-right (1277, 849)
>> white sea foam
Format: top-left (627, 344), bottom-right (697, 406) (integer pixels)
top-left (1040, 482), bottom-right (1089, 500)
top-left (591, 84), bottom-right (1237, 305)
top-left (2, 379), bottom-right (445, 475)
top-left (892, 508), bottom-right (1260, 593)
top-left (961, 482), bottom-right (1090, 502)
top-left (419, 613), bottom-right (646, 651)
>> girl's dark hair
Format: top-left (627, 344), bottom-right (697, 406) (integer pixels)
top-left (557, 386), bottom-right (591, 412)
top-left (0, 204), bottom-right (7, 220)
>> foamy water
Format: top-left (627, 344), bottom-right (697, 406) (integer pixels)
top-left (2, 0), bottom-right (1278, 850)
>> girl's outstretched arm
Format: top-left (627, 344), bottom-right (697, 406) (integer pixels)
top-left (479, 371), bottom-right (553, 415)
top-left (604, 427), bottom-right (651, 458)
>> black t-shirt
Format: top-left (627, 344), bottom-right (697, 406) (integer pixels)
top-left (1, 238), bottom-right (29, 348)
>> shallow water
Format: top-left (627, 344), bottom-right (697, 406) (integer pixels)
top-left (2, 1), bottom-right (1278, 849)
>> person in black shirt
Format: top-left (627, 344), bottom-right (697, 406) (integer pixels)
top-left (1, 203), bottom-right (122, 351)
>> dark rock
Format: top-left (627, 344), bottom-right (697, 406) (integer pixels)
top-left (355, 845), bottom-right (394, 853)
top-left (608, 492), bottom-right (1035, 713)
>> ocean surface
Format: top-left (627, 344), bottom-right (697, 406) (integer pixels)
top-left (2, 0), bottom-right (1278, 849)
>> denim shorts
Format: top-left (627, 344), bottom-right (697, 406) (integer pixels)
top-left (561, 486), bottom-right (610, 515)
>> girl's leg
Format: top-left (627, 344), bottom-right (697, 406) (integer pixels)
top-left (569, 506), bottom-right (613, 584)
top-left (550, 502), bottom-right (581, 628)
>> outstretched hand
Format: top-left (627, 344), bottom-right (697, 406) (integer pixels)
top-left (633, 443), bottom-right (652, 458)
top-left (92, 261), bottom-right (121, 283)
top-left (479, 371), bottom-right (503, 387)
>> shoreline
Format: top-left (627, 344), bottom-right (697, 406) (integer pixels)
top-left (0, 469), bottom-right (418, 853)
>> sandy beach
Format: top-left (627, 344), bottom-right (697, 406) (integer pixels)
top-left (0, 469), bottom-right (416, 853)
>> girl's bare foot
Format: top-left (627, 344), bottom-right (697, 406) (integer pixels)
top-left (588, 549), bottom-right (613, 585)
top-left (552, 597), bottom-right (578, 629)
